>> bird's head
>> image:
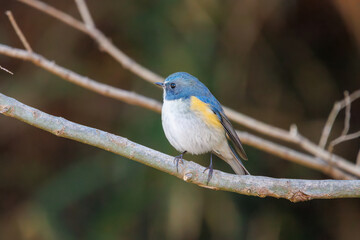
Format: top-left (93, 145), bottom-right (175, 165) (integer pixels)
top-left (155, 72), bottom-right (208, 100)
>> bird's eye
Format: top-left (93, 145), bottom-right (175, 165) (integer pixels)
top-left (170, 83), bottom-right (176, 89)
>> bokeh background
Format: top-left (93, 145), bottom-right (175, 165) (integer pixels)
top-left (0, 0), bottom-right (360, 239)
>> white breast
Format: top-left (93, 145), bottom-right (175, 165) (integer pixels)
top-left (161, 99), bottom-right (225, 155)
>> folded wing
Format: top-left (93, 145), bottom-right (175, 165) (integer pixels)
top-left (194, 95), bottom-right (248, 161)
top-left (217, 111), bottom-right (248, 161)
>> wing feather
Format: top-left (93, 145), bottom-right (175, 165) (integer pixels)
top-left (218, 111), bottom-right (248, 161)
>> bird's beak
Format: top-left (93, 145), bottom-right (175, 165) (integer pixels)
top-left (155, 82), bottom-right (164, 88)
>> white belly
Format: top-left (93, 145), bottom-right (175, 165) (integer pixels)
top-left (161, 99), bottom-right (225, 154)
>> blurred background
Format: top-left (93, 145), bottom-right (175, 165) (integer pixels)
top-left (0, 0), bottom-right (359, 239)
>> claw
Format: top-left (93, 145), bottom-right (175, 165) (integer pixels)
top-left (203, 166), bottom-right (213, 185)
top-left (174, 151), bottom-right (186, 173)
top-left (203, 153), bottom-right (213, 184)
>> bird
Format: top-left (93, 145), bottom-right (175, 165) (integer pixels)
top-left (155, 72), bottom-right (250, 183)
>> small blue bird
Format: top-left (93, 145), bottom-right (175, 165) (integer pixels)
top-left (156, 72), bottom-right (250, 182)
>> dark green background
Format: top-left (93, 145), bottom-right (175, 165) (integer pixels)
top-left (0, 0), bottom-right (359, 239)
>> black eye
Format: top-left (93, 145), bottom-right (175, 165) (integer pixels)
top-left (170, 83), bottom-right (176, 89)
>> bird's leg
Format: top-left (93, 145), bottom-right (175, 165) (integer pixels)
top-left (174, 151), bottom-right (187, 173)
top-left (203, 153), bottom-right (214, 184)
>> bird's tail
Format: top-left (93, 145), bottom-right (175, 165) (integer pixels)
top-left (226, 155), bottom-right (250, 175)
top-left (229, 144), bottom-right (250, 175)
top-left (214, 144), bottom-right (250, 175)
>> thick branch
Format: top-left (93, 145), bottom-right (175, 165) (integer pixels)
top-left (0, 44), bottom-right (353, 180)
top-left (17, 0), bottom-right (360, 178)
top-left (1, 92), bottom-right (359, 202)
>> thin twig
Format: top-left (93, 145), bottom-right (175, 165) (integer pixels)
top-left (319, 102), bottom-right (341, 148)
top-left (74, 0), bottom-right (95, 28)
top-left (326, 91), bottom-right (355, 153)
top-left (1, 92), bottom-right (360, 202)
top-left (0, 65), bottom-right (13, 75)
top-left (357, 150), bottom-right (360, 166)
top-left (328, 131), bottom-right (360, 153)
top-left (342, 91), bottom-right (351, 136)
top-left (14, 0), bottom-right (360, 177)
top-left (5, 11), bottom-right (33, 52)
top-left (0, 43), bottom-right (354, 180)
top-left (319, 90), bottom-right (360, 148)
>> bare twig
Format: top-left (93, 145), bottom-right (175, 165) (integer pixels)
top-left (319, 102), bottom-right (341, 148)
top-left (357, 150), bottom-right (360, 166)
top-left (328, 131), bottom-right (360, 153)
top-left (0, 44), bottom-right (161, 113)
top-left (326, 91), bottom-right (359, 153)
top-left (0, 43), bottom-right (354, 180)
top-left (1, 92), bottom-right (360, 202)
top-left (319, 90), bottom-right (360, 148)
top-left (74, 0), bottom-right (95, 28)
top-left (18, 0), bottom-right (164, 84)
top-left (342, 91), bottom-right (351, 136)
top-left (0, 65), bottom-right (13, 75)
top-left (5, 11), bottom-right (33, 52)
top-left (290, 124), bottom-right (298, 137)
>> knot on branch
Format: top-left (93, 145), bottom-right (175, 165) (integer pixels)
top-left (53, 126), bottom-right (65, 136)
top-left (257, 187), bottom-right (269, 198)
top-left (290, 191), bottom-right (311, 202)
top-left (32, 110), bottom-right (39, 119)
top-left (183, 171), bottom-right (193, 182)
top-left (0, 105), bottom-right (12, 114)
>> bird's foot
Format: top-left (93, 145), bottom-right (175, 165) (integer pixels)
top-left (203, 166), bottom-right (213, 185)
top-left (203, 153), bottom-right (214, 184)
top-left (174, 151), bottom-right (186, 173)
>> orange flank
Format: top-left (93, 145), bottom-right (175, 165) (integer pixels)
top-left (190, 96), bottom-right (222, 129)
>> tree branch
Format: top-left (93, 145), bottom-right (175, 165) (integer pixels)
top-left (17, 0), bottom-right (360, 178)
top-left (5, 10), bottom-right (33, 52)
top-left (18, 0), bottom-right (164, 84)
top-left (1, 92), bottom-right (359, 202)
top-left (238, 131), bottom-right (354, 180)
top-left (329, 131), bottom-right (360, 153)
top-left (319, 90), bottom-right (360, 148)
top-left (0, 43), bottom-right (354, 180)
top-left (0, 65), bottom-right (13, 75)
top-left (0, 44), bottom-right (162, 113)
top-left (341, 91), bottom-right (351, 136)
top-left (326, 91), bottom-right (360, 153)
top-left (74, 0), bottom-right (95, 29)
